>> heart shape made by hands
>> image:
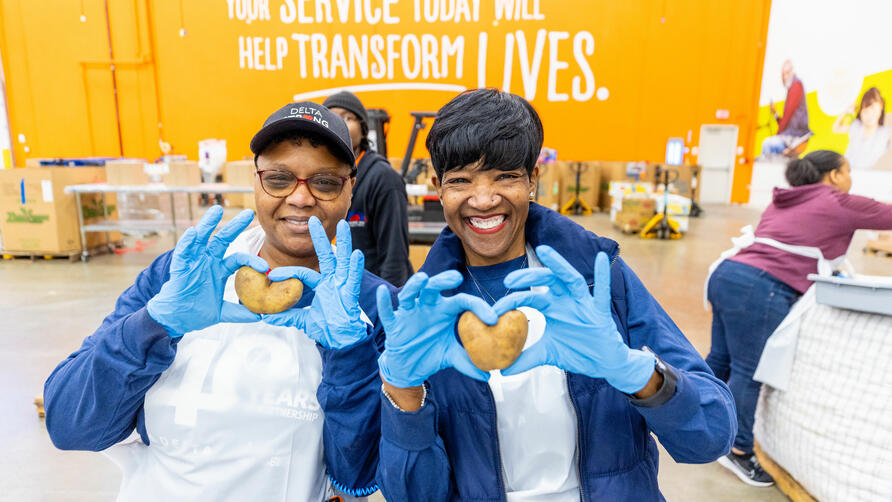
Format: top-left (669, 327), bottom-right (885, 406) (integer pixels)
top-left (234, 266), bottom-right (304, 314)
top-left (457, 309), bottom-right (528, 371)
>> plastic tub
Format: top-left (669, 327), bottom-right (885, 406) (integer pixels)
top-left (808, 274), bottom-right (892, 316)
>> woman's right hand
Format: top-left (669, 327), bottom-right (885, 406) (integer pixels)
top-left (147, 206), bottom-right (268, 337)
top-left (376, 271), bottom-right (498, 388)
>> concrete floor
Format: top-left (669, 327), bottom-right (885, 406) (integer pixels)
top-left (2, 204), bottom-right (890, 501)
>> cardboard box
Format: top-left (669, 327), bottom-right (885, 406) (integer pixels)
top-left (105, 159), bottom-right (201, 187)
top-left (164, 161), bottom-right (201, 187)
top-left (598, 161), bottom-right (701, 211)
top-left (558, 161), bottom-right (600, 213)
top-left (611, 195), bottom-right (655, 233)
top-left (534, 162), bottom-right (563, 211)
top-left (105, 159), bottom-right (150, 185)
top-left (222, 160), bottom-right (256, 209)
top-left (0, 167), bottom-right (118, 253)
top-left (599, 161), bottom-right (637, 211)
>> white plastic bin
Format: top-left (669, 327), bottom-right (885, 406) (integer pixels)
top-left (808, 274), bottom-right (892, 316)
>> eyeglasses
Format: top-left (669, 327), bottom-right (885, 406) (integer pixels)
top-left (256, 170), bottom-right (349, 201)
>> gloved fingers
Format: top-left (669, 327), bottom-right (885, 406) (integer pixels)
top-left (502, 268), bottom-right (560, 290)
top-left (397, 272), bottom-right (429, 309)
top-left (376, 284), bottom-right (397, 329)
top-left (500, 339), bottom-right (549, 376)
top-left (347, 249), bottom-right (365, 300)
top-left (170, 227), bottom-right (198, 274)
top-left (334, 220), bottom-right (352, 283)
top-left (447, 344), bottom-right (490, 382)
top-left (492, 291), bottom-right (550, 316)
top-left (221, 253), bottom-right (270, 278)
top-left (592, 252), bottom-right (613, 312)
top-left (418, 270), bottom-right (463, 305)
top-left (207, 209), bottom-right (255, 258)
top-left (535, 245), bottom-right (589, 298)
top-left (267, 266), bottom-right (322, 289)
top-left (261, 308), bottom-right (309, 330)
top-left (444, 294), bottom-right (498, 325)
top-left (308, 216), bottom-right (336, 276)
top-left (193, 205), bottom-right (225, 251)
top-left (220, 301), bottom-right (262, 324)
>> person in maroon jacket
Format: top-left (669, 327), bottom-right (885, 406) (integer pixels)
top-left (761, 60), bottom-right (812, 157)
top-left (706, 150), bottom-right (892, 486)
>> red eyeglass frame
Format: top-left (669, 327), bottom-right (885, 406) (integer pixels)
top-left (255, 169), bottom-right (350, 200)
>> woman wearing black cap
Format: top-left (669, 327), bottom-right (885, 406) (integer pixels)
top-left (324, 91), bottom-right (414, 287)
top-left (43, 102), bottom-right (391, 501)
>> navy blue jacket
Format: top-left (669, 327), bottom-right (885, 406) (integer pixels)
top-left (377, 203), bottom-right (736, 501)
top-left (43, 249), bottom-right (393, 496)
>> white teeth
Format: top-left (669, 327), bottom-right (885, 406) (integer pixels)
top-left (468, 215), bottom-right (505, 229)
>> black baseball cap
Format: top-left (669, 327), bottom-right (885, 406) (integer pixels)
top-left (250, 101), bottom-right (356, 167)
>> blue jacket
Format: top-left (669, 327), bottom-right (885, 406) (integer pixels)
top-left (43, 249), bottom-right (393, 496)
top-left (377, 203), bottom-right (736, 501)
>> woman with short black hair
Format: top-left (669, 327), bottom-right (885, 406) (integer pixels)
top-left (706, 149), bottom-right (892, 486)
top-left (373, 89), bottom-right (737, 501)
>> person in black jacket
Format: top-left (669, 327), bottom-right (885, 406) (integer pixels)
top-left (324, 91), bottom-right (413, 286)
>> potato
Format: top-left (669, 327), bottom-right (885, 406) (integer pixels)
top-left (457, 309), bottom-right (528, 371)
top-left (234, 266), bottom-right (304, 314)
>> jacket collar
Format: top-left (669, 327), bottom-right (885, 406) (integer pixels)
top-left (419, 203), bottom-right (619, 286)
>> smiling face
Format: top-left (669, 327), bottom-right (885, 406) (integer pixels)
top-left (435, 161), bottom-right (538, 266)
top-left (860, 101), bottom-right (884, 128)
top-left (254, 139), bottom-right (354, 267)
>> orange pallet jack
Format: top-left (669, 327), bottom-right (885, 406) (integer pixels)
top-left (640, 166), bottom-right (682, 240)
top-left (560, 162), bottom-right (593, 216)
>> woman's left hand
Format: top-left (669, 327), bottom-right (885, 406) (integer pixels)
top-left (492, 247), bottom-right (655, 394)
top-left (262, 217), bottom-right (368, 349)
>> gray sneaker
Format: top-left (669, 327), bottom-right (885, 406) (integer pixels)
top-left (718, 452), bottom-right (775, 487)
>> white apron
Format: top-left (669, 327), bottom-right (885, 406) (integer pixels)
top-left (704, 225), bottom-right (850, 391)
top-left (487, 245), bottom-right (580, 501)
top-left (105, 226), bottom-right (369, 502)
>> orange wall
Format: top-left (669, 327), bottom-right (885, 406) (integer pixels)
top-left (1, 0), bottom-right (770, 202)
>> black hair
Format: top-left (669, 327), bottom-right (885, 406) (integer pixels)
top-left (255, 130), bottom-right (356, 177)
top-left (426, 88), bottom-right (543, 178)
top-left (785, 150), bottom-right (845, 186)
top-left (359, 120), bottom-right (370, 152)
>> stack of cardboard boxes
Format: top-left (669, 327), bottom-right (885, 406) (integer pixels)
top-left (0, 159), bottom-right (209, 255)
top-left (603, 163), bottom-right (699, 233)
top-left (0, 167), bottom-right (115, 254)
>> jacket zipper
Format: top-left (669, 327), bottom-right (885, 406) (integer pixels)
top-left (567, 372), bottom-right (587, 502)
top-left (486, 385), bottom-right (509, 502)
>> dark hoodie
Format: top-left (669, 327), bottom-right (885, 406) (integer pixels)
top-left (347, 149), bottom-right (413, 286)
top-left (732, 183), bottom-right (892, 293)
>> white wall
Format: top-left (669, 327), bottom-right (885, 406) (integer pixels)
top-left (759, 0), bottom-right (892, 115)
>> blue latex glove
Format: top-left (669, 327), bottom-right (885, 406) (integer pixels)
top-left (492, 248), bottom-right (656, 394)
top-left (147, 206), bottom-right (269, 337)
top-left (262, 218), bottom-right (368, 349)
top-left (376, 271), bottom-right (498, 388)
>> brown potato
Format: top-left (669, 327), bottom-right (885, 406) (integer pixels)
top-left (234, 266), bottom-right (304, 314)
top-left (457, 309), bottom-right (528, 371)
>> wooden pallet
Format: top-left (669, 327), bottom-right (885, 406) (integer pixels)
top-left (1, 242), bottom-right (121, 262)
top-left (754, 441), bottom-right (818, 502)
